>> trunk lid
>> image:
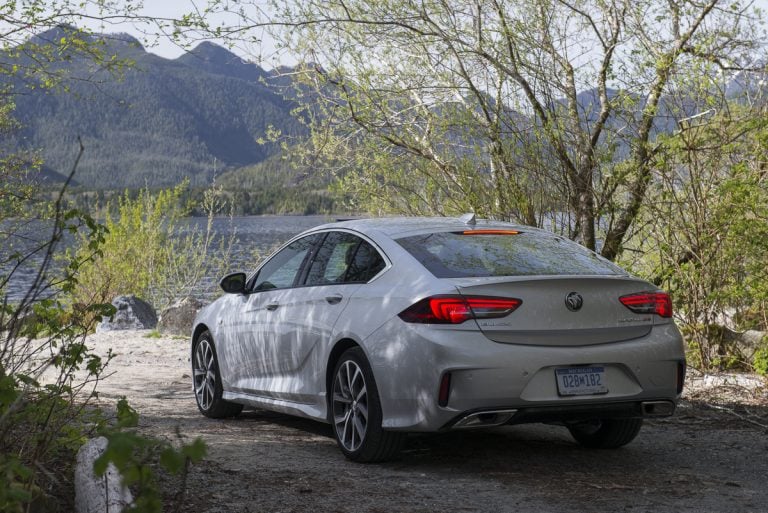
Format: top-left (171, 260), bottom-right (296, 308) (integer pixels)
top-left (449, 275), bottom-right (656, 346)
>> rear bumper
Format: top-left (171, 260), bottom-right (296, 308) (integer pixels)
top-left (446, 399), bottom-right (676, 430)
top-left (363, 319), bottom-right (686, 431)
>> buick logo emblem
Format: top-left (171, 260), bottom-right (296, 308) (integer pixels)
top-left (565, 292), bottom-right (583, 312)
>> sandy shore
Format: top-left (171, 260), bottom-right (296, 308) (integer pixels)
top-left (83, 330), bottom-right (192, 418)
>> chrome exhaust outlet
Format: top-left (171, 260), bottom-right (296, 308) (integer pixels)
top-left (452, 409), bottom-right (518, 429)
top-left (641, 401), bottom-right (676, 417)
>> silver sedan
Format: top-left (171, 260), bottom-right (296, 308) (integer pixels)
top-left (191, 216), bottom-right (686, 462)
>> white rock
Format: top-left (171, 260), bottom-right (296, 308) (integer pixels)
top-left (75, 437), bottom-right (133, 513)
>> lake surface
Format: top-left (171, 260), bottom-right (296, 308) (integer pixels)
top-left (185, 214), bottom-right (335, 267)
top-left (2, 215), bottom-right (336, 303)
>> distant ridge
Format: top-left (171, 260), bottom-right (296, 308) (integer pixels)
top-left (175, 41), bottom-right (270, 83)
top-left (8, 29), bottom-right (305, 189)
top-left (6, 28), bottom-right (765, 193)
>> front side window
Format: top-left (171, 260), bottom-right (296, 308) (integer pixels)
top-left (395, 230), bottom-right (623, 278)
top-left (250, 234), bottom-right (318, 291)
top-left (305, 232), bottom-right (386, 285)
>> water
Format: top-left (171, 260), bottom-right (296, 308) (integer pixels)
top-left (184, 214), bottom-right (334, 268)
top-left (2, 215), bottom-right (335, 303)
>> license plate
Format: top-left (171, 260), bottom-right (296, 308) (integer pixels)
top-left (555, 366), bottom-right (608, 396)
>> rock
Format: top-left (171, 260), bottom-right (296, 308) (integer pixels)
top-left (75, 437), bottom-right (133, 513)
top-left (722, 328), bottom-right (767, 358)
top-left (158, 297), bottom-right (205, 336)
top-left (96, 295), bottom-right (157, 332)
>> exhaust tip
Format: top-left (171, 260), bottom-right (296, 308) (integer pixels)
top-left (452, 409), bottom-right (518, 429)
top-left (642, 400), bottom-right (676, 417)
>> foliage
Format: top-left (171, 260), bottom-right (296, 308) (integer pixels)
top-left (1, 21), bottom-right (132, 93)
top-left (95, 398), bottom-right (207, 513)
top-left (0, 99), bottom-right (114, 510)
top-left (223, 0), bottom-right (767, 261)
top-left (212, 148), bottom-right (344, 215)
top-left (69, 182), bottom-right (237, 312)
top-left (754, 341), bottom-right (768, 377)
top-left (2, 7), bottom-right (216, 511)
top-left (621, 104), bottom-right (768, 369)
top-left (1, 128), bottom-right (208, 513)
top-left (0, 101), bottom-right (43, 218)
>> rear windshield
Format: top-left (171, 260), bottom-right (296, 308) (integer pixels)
top-left (395, 231), bottom-right (623, 278)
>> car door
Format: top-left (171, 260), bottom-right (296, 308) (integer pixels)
top-left (257, 231), bottom-right (389, 403)
top-left (216, 234), bottom-right (320, 394)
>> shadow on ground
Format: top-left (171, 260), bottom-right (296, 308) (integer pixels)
top-left (147, 399), bottom-right (768, 513)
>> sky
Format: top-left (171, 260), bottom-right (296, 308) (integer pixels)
top-left (77, 0), bottom-right (768, 68)
top-left (78, 0), bottom-right (287, 66)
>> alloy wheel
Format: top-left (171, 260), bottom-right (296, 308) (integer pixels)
top-left (332, 359), bottom-right (369, 452)
top-left (193, 337), bottom-right (216, 411)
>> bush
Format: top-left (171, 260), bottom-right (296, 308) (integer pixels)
top-left (621, 106), bottom-right (768, 370)
top-left (1, 198), bottom-right (115, 511)
top-left (1, 122), bottom-right (208, 511)
top-left (754, 341), bottom-right (768, 377)
top-left (69, 183), bottom-right (236, 312)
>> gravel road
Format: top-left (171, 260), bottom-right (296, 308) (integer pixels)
top-left (87, 331), bottom-right (768, 513)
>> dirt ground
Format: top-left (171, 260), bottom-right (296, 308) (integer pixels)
top-left (87, 330), bottom-right (768, 513)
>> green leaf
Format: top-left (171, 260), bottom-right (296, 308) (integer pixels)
top-left (116, 397), bottom-right (139, 428)
top-left (14, 374), bottom-right (39, 388)
top-left (159, 447), bottom-right (185, 474)
top-left (180, 438), bottom-right (207, 463)
top-left (0, 375), bottom-right (19, 411)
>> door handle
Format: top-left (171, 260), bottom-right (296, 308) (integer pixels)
top-left (325, 294), bottom-right (343, 305)
top-left (266, 303), bottom-right (280, 311)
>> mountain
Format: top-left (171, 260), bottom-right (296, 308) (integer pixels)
top-left (7, 27), bottom-right (765, 194)
top-left (7, 28), bottom-right (305, 189)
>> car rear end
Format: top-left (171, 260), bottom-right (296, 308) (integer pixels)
top-left (364, 223), bottom-right (685, 438)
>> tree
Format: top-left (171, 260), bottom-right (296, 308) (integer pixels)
top-left (217, 0), bottom-right (766, 259)
top-left (622, 103), bottom-right (768, 369)
top-left (1, 5), bottom-right (213, 510)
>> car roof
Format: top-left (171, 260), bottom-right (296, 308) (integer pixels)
top-left (307, 216), bottom-right (540, 239)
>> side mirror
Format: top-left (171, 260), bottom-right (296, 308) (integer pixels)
top-left (219, 272), bottom-right (247, 294)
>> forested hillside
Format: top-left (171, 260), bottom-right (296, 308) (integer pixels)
top-left (8, 28), bottom-right (305, 189)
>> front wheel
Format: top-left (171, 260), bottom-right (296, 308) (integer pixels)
top-left (331, 347), bottom-right (404, 462)
top-left (192, 331), bottom-right (243, 418)
top-left (567, 418), bottom-right (643, 449)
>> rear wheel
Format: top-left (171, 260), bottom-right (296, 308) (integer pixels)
top-left (331, 347), bottom-right (404, 462)
top-left (192, 331), bottom-right (243, 418)
top-left (567, 418), bottom-right (643, 449)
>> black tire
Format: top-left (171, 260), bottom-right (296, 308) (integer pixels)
top-left (330, 347), bottom-right (405, 462)
top-left (192, 331), bottom-right (243, 418)
top-left (567, 418), bottom-right (643, 449)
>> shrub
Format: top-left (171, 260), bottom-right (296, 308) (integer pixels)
top-left (1, 129), bottom-right (208, 511)
top-left (1, 197), bottom-right (115, 511)
top-left (754, 340), bottom-right (768, 377)
top-left (1, 190), bottom-right (209, 513)
top-left (69, 183), bottom-right (236, 312)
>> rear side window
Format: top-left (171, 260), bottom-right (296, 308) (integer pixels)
top-left (306, 232), bottom-right (361, 285)
top-left (345, 240), bottom-right (386, 283)
top-left (395, 231), bottom-right (623, 278)
top-left (305, 232), bottom-right (387, 285)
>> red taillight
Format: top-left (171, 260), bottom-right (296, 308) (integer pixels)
top-left (619, 292), bottom-right (673, 318)
top-left (398, 295), bottom-right (522, 324)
